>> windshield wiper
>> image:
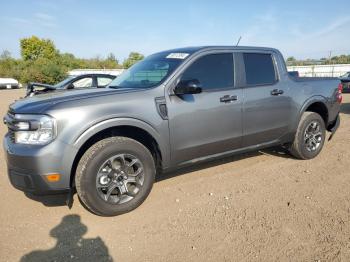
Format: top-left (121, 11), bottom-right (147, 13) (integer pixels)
top-left (108, 86), bottom-right (135, 89)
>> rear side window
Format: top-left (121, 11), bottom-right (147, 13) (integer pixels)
top-left (97, 77), bottom-right (113, 87)
top-left (243, 53), bottom-right (276, 85)
top-left (181, 53), bottom-right (234, 90)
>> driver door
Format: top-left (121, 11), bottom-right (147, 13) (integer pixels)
top-left (166, 52), bottom-right (243, 165)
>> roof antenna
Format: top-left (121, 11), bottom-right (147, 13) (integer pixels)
top-left (236, 36), bottom-right (242, 46)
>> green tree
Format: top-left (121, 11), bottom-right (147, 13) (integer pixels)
top-left (123, 52), bottom-right (144, 68)
top-left (20, 36), bottom-right (59, 61)
top-left (20, 57), bottom-right (66, 85)
top-left (0, 50), bottom-right (12, 60)
top-left (59, 53), bottom-right (85, 70)
top-left (286, 56), bottom-right (296, 62)
top-left (107, 53), bottom-right (118, 64)
top-left (286, 56), bottom-right (297, 66)
top-left (0, 50), bottom-right (22, 80)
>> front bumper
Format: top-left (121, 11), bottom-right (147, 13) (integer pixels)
top-left (3, 134), bottom-right (77, 195)
top-left (0, 84), bottom-right (19, 89)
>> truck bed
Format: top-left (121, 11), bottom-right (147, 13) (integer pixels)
top-left (294, 77), bottom-right (339, 82)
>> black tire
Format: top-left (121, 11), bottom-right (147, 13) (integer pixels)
top-left (75, 137), bottom-right (155, 216)
top-left (289, 112), bottom-right (326, 160)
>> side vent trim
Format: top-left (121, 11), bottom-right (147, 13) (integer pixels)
top-left (155, 97), bottom-right (168, 120)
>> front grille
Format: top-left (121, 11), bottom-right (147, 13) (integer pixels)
top-left (9, 130), bottom-right (15, 142)
top-left (4, 109), bottom-right (16, 142)
top-left (7, 108), bottom-right (15, 118)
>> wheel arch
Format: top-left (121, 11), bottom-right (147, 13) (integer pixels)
top-left (69, 118), bottom-right (166, 188)
top-left (298, 96), bottom-right (329, 127)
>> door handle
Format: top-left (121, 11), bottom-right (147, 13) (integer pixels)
top-left (220, 95), bottom-right (238, 103)
top-left (271, 89), bottom-right (284, 96)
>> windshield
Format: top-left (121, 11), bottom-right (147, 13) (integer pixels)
top-left (108, 52), bottom-right (190, 89)
top-left (54, 76), bottom-right (75, 88)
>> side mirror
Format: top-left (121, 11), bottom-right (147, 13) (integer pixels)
top-left (67, 83), bottom-right (75, 89)
top-left (174, 79), bottom-right (202, 95)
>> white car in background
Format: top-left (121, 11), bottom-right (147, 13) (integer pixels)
top-left (0, 78), bottom-right (21, 89)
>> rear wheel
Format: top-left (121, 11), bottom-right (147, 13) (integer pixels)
top-left (289, 112), bottom-right (326, 159)
top-left (75, 137), bottom-right (155, 216)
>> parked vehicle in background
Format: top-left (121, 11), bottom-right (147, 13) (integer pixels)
top-left (26, 73), bottom-right (116, 96)
top-left (340, 72), bottom-right (350, 93)
top-left (0, 78), bottom-right (21, 89)
top-left (3, 46), bottom-right (341, 216)
top-left (69, 69), bottom-right (124, 77)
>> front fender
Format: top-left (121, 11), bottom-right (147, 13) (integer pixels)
top-left (72, 117), bottom-right (170, 168)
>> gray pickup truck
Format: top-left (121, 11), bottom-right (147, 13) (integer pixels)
top-left (3, 46), bottom-right (342, 216)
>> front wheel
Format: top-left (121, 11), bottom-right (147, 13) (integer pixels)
top-left (75, 137), bottom-right (156, 216)
top-left (289, 112), bottom-right (326, 160)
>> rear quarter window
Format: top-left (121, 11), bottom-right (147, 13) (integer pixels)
top-left (97, 77), bottom-right (113, 87)
top-left (243, 53), bottom-right (277, 85)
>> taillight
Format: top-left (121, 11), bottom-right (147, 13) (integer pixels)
top-left (337, 83), bottom-right (343, 103)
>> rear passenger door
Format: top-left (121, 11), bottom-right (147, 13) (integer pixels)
top-left (240, 52), bottom-right (292, 147)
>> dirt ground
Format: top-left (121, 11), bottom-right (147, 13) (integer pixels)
top-left (0, 89), bottom-right (349, 262)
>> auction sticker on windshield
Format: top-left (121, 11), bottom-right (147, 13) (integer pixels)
top-left (166, 53), bottom-right (189, 59)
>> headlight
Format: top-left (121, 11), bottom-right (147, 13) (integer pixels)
top-left (12, 114), bottom-right (57, 145)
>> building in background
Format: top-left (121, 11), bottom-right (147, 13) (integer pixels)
top-left (287, 64), bottom-right (350, 77)
top-left (68, 69), bottom-right (124, 77)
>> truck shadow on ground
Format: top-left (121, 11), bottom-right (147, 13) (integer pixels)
top-left (24, 191), bottom-right (75, 207)
top-left (156, 146), bottom-right (293, 182)
top-left (20, 214), bottom-right (113, 262)
top-left (25, 146), bottom-right (292, 206)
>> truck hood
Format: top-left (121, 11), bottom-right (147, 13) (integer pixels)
top-left (9, 87), bottom-right (137, 114)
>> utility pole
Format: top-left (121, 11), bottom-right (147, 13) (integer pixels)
top-left (328, 51), bottom-right (333, 76)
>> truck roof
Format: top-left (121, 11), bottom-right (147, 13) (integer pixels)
top-left (160, 46), bottom-right (279, 55)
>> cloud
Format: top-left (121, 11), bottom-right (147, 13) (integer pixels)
top-left (4, 12), bottom-right (58, 29)
top-left (307, 16), bottom-right (350, 38)
top-left (8, 17), bottom-right (32, 25)
top-left (34, 12), bottom-right (55, 21)
top-left (34, 12), bottom-right (57, 28)
top-left (239, 11), bottom-right (350, 58)
top-left (281, 16), bottom-right (350, 58)
top-left (240, 11), bottom-right (279, 45)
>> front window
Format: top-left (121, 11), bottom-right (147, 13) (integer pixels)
top-left (54, 76), bottom-right (75, 88)
top-left (109, 52), bottom-right (189, 89)
top-left (181, 53), bottom-right (234, 90)
top-left (72, 77), bottom-right (93, 88)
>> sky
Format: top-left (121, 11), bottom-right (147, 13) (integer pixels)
top-left (1, 0), bottom-right (350, 61)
